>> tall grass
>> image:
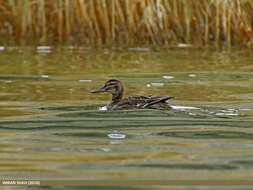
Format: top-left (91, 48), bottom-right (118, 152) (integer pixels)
top-left (0, 0), bottom-right (252, 47)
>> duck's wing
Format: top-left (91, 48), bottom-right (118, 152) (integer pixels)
top-left (119, 95), bottom-right (174, 108)
top-left (143, 96), bottom-right (174, 108)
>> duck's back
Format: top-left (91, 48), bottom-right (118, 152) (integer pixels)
top-left (110, 95), bottom-right (173, 110)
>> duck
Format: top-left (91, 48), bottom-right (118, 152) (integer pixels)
top-left (91, 79), bottom-right (174, 110)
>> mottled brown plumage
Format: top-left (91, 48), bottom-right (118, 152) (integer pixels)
top-left (91, 79), bottom-right (174, 110)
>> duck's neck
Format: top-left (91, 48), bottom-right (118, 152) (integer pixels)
top-left (111, 91), bottom-right (123, 103)
top-left (107, 88), bottom-right (123, 110)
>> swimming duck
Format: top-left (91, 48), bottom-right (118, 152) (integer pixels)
top-left (91, 79), bottom-right (174, 110)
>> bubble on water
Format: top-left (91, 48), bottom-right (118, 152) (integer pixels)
top-left (107, 133), bottom-right (126, 139)
top-left (163, 76), bottom-right (174, 79)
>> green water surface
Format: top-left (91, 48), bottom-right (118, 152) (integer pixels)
top-left (0, 46), bottom-right (253, 189)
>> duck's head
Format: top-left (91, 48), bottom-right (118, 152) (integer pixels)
top-left (91, 79), bottom-right (123, 99)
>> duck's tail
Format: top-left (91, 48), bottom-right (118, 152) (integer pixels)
top-left (143, 96), bottom-right (174, 108)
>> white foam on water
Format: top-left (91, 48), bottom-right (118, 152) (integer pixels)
top-left (171, 105), bottom-right (200, 110)
top-left (215, 113), bottom-right (239, 116)
top-left (99, 106), bottom-right (107, 111)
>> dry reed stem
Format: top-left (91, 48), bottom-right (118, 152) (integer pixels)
top-left (0, 0), bottom-right (252, 47)
top-left (111, 0), bottom-right (115, 43)
top-left (65, 0), bottom-right (70, 36)
top-left (39, 0), bottom-right (46, 42)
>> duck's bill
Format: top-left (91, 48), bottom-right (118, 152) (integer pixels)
top-left (91, 86), bottom-right (106, 93)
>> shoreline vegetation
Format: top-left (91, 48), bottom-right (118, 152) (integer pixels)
top-left (0, 0), bottom-right (252, 47)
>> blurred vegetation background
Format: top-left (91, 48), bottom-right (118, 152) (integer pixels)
top-left (0, 0), bottom-right (252, 47)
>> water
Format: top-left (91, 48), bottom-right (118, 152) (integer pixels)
top-left (0, 46), bottom-right (253, 189)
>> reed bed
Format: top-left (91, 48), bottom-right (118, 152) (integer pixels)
top-left (0, 0), bottom-right (252, 47)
